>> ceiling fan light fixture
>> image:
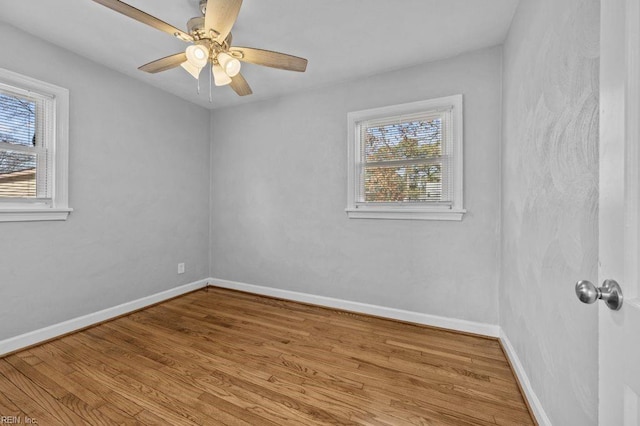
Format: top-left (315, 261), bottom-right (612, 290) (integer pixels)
top-left (180, 61), bottom-right (203, 79)
top-left (217, 52), bottom-right (241, 77)
top-left (212, 64), bottom-right (232, 86)
top-left (185, 44), bottom-right (209, 68)
top-left (93, 0), bottom-right (307, 98)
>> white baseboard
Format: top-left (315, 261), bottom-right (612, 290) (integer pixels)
top-left (500, 329), bottom-right (552, 426)
top-left (210, 278), bottom-right (551, 423)
top-left (0, 278), bottom-right (209, 356)
top-left (1, 276), bottom-right (548, 426)
top-left (209, 277), bottom-right (501, 337)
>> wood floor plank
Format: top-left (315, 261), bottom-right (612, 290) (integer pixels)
top-left (23, 354), bottom-right (109, 409)
top-left (105, 319), bottom-right (412, 425)
top-left (0, 388), bottom-right (28, 420)
top-left (77, 329), bottom-right (259, 426)
top-left (4, 354), bottom-right (124, 425)
top-left (27, 342), bottom-right (79, 375)
top-left (91, 325), bottom-right (346, 425)
top-left (104, 321), bottom-right (405, 425)
top-left (0, 385), bottom-right (62, 426)
top-left (0, 361), bottom-right (82, 425)
top-left (0, 287), bottom-right (535, 425)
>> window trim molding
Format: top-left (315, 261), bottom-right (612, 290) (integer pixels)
top-left (346, 95), bottom-right (465, 221)
top-left (0, 68), bottom-right (71, 222)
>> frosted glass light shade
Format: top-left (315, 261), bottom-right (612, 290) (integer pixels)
top-left (212, 64), bottom-right (232, 86)
top-left (185, 45), bottom-right (209, 68)
top-left (217, 52), bottom-right (241, 77)
top-left (181, 61), bottom-right (202, 79)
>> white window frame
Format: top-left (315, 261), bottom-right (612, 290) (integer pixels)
top-left (346, 95), bottom-right (465, 221)
top-left (0, 68), bottom-right (71, 222)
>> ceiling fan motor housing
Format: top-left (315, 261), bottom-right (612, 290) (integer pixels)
top-left (187, 17), bottom-right (207, 40)
top-left (92, 0), bottom-right (307, 98)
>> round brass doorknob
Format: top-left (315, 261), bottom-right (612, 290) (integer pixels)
top-left (575, 279), bottom-right (623, 311)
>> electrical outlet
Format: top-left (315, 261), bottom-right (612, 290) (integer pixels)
top-left (177, 263), bottom-right (185, 274)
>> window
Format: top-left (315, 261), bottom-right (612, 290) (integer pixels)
top-left (346, 95), bottom-right (465, 221)
top-left (0, 68), bottom-right (70, 222)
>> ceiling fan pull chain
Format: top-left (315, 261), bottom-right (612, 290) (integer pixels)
top-left (92, 0), bottom-right (307, 99)
top-left (209, 62), bottom-right (213, 103)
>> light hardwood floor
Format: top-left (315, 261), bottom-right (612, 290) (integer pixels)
top-left (0, 287), bottom-right (535, 425)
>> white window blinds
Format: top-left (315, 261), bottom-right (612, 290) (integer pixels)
top-left (347, 95), bottom-right (464, 221)
top-left (0, 84), bottom-right (54, 200)
top-left (357, 108), bottom-right (454, 206)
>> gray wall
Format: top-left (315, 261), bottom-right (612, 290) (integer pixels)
top-left (0, 6), bottom-right (604, 421)
top-left (210, 47), bottom-right (503, 324)
top-left (500, 0), bottom-right (599, 424)
top-left (0, 23), bottom-right (211, 340)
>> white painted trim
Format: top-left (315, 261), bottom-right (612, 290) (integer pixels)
top-left (210, 278), bottom-right (551, 422)
top-left (346, 95), bottom-right (465, 221)
top-left (500, 329), bottom-right (552, 426)
top-left (0, 278), bottom-right (209, 356)
top-left (209, 277), bottom-right (500, 337)
top-left (0, 68), bottom-right (71, 222)
top-left (0, 208), bottom-right (72, 222)
top-left (0, 275), bottom-right (548, 424)
top-left (345, 207), bottom-right (465, 221)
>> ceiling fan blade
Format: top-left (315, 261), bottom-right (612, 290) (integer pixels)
top-left (93, 0), bottom-right (193, 41)
top-left (139, 53), bottom-right (187, 73)
top-left (229, 73), bottom-right (252, 96)
top-left (204, 0), bottom-right (242, 43)
top-left (229, 47), bottom-right (308, 72)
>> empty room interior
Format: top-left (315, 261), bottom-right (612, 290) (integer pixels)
top-left (1, 0), bottom-right (638, 424)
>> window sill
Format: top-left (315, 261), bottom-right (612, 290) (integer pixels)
top-left (0, 208), bottom-right (73, 222)
top-left (345, 207), bottom-right (466, 221)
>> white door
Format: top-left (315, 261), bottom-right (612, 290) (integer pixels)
top-left (597, 0), bottom-right (640, 424)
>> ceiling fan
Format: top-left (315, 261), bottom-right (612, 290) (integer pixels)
top-left (92, 0), bottom-right (308, 97)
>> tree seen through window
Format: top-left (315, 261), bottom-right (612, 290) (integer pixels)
top-left (0, 92), bottom-right (38, 197)
top-left (363, 118), bottom-right (443, 202)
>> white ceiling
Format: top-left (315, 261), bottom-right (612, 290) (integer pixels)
top-left (0, 0), bottom-right (519, 110)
